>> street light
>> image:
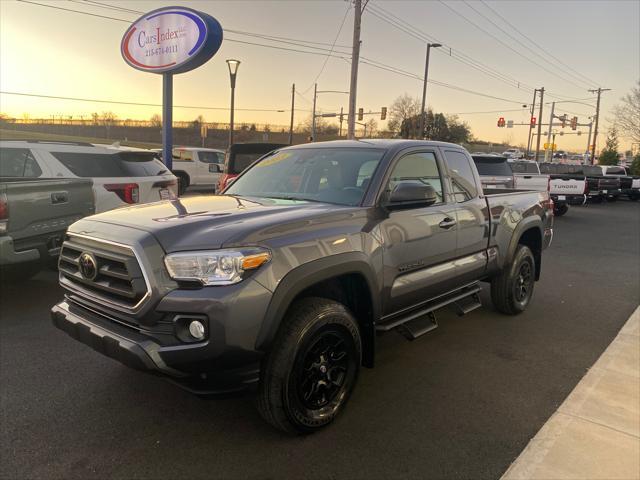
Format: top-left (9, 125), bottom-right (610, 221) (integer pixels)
top-left (419, 43), bottom-right (441, 139)
top-left (226, 59), bottom-right (241, 147)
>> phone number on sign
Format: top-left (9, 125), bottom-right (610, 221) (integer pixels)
top-left (145, 45), bottom-right (178, 57)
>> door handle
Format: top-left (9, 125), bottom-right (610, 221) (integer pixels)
top-left (51, 192), bottom-right (68, 204)
top-left (439, 217), bottom-right (457, 229)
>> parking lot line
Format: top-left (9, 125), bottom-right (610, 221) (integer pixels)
top-left (501, 306), bottom-right (640, 480)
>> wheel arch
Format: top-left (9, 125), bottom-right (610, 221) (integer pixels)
top-left (256, 253), bottom-right (381, 368)
top-left (510, 222), bottom-right (543, 280)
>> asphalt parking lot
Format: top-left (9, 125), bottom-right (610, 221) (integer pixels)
top-left (1, 201), bottom-right (638, 480)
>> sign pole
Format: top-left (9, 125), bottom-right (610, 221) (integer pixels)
top-left (162, 73), bottom-right (173, 171)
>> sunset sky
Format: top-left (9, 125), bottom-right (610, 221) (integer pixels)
top-left (1, 0), bottom-right (638, 151)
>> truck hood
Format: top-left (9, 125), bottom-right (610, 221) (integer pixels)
top-left (78, 195), bottom-right (360, 252)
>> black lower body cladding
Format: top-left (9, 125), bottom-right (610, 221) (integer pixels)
top-left (51, 276), bottom-right (274, 393)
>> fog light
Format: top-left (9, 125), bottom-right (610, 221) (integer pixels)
top-left (188, 320), bottom-right (205, 340)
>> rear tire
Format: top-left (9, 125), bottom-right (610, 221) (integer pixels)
top-left (257, 297), bottom-right (361, 434)
top-left (554, 204), bottom-right (569, 216)
top-left (0, 262), bottom-right (41, 283)
top-left (176, 173), bottom-right (189, 196)
top-left (490, 245), bottom-right (535, 315)
top-left (606, 196), bottom-right (618, 202)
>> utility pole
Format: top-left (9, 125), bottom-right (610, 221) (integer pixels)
top-left (311, 83), bottom-right (317, 142)
top-left (545, 101), bottom-right (555, 162)
top-left (526, 88), bottom-right (538, 157)
top-left (588, 87), bottom-right (611, 164)
top-left (419, 43), bottom-right (441, 139)
top-left (288, 83), bottom-right (295, 145)
top-left (585, 120), bottom-right (593, 160)
top-left (339, 107), bottom-right (344, 137)
top-left (534, 87), bottom-right (544, 161)
top-left (347, 0), bottom-right (362, 140)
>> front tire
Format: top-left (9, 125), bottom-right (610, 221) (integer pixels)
top-left (490, 245), bottom-right (536, 315)
top-left (257, 297), bottom-right (361, 434)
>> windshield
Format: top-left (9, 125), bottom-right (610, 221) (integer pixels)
top-left (473, 158), bottom-right (513, 176)
top-left (51, 151), bottom-right (167, 177)
top-left (198, 151), bottom-right (224, 164)
top-left (510, 162), bottom-right (539, 174)
top-left (225, 147), bottom-right (385, 206)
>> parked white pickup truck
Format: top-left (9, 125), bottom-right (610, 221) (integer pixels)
top-left (511, 161), bottom-right (587, 216)
top-left (168, 147), bottom-right (225, 195)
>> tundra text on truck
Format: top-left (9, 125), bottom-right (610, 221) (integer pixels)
top-left (51, 140), bottom-right (553, 433)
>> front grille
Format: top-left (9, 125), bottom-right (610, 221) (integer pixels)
top-left (58, 235), bottom-right (150, 312)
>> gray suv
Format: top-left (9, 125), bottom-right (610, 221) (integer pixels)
top-left (52, 140), bottom-right (553, 433)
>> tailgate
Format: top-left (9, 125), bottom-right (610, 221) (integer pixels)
top-left (549, 176), bottom-right (586, 195)
top-left (2, 178), bottom-right (95, 240)
top-left (514, 174), bottom-right (548, 192)
top-left (480, 176), bottom-right (513, 190)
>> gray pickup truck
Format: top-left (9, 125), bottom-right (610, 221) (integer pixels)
top-left (1, 177), bottom-right (95, 281)
top-left (51, 140), bottom-right (553, 433)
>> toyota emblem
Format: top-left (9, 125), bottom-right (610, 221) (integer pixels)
top-left (78, 252), bottom-right (98, 281)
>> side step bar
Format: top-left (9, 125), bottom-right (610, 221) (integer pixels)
top-left (376, 283), bottom-right (482, 340)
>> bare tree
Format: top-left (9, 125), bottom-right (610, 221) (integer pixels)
top-left (365, 118), bottom-right (378, 137)
top-left (388, 94), bottom-right (420, 134)
top-left (150, 114), bottom-right (162, 128)
top-left (612, 80), bottom-right (640, 144)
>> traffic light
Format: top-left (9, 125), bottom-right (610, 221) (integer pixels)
top-left (358, 108), bottom-right (364, 121)
top-left (381, 107), bottom-right (387, 120)
top-left (530, 116), bottom-right (536, 127)
top-left (497, 117), bottom-right (505, 127)
top-left (561, 114), bottom-right (567, 128)
top-left (570, 116), bottom-right (578, 130)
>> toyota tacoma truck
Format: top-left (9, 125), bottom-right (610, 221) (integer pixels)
top-left (51, 140), bottom-right (553, 433)
top-left (1, 176), bottom-right (95, 281)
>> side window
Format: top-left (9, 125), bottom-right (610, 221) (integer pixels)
top-left (0, 148), bottom-right (42, 177)
top-left (356, 160), bottom-right (377, 188)
top-left (388, 152), bottom-right (443, 203)
top-left (443, 151), bottom-right (478, 202)
top-left (172, 150), bottom-right (193, 161)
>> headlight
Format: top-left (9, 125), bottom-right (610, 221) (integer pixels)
top-left (164, 248), bottom-right (271, 286)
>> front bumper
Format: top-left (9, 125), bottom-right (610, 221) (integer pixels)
top-left (51, 282), bottom-right (271, 393)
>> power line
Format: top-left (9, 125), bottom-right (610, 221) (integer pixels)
top-left (15, 0), bottom-right (527, 106)
top-left (462, 1), bottom-right (594, 90)
top-left (479, 0), bottom-right (599, 88)
top-left (367, 2), bottom-right (536, 93)
top-left (301, 4), bottom-right (351, 94)
top-left (0, 91), bottom-right (309, 113)
top-left (438, 1), bottom-right (589, 91)
top-left (74, 0), bottom-right (141, 15)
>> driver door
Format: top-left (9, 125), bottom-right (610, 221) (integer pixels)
top-left (379, 150), bottom-right (459, 316)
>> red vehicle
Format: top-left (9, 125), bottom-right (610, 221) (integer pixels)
top-left (218, 143), bottom-right (287, 191)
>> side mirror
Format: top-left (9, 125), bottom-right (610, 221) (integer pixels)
top-left (209, 163), bottom-right (222, 173)
top-left (387, 181), bottom-right (438, 207)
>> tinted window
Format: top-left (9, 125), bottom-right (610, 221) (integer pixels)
top-left (232, 153), bottom-right (266, 173)
top-left (473, 158), bottom-right (513, 176)
top-left (510, 162), bottom-right (540, 174)
top-left (388, 152), bottom-right (443, 203)
top-left (606, 167), bottom-right (625, 175)
top-left (0, 148), bottom-right (42, 177)
top-left (444, 151), bottom-right (477, 202)
top-left (583, 166), bottom-right (603, 176)
top-left (198, 151), bottom-right (224, 164)
top-left (226, 148), bottom-right (384, 206)
top-left (52, 151), bottom-right (167, 177)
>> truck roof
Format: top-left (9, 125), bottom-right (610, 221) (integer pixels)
top-left (282, 139), bottom-right (467, 152)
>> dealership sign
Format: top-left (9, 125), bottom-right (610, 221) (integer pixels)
top-left (121, 6), bottom-right (223, 75)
